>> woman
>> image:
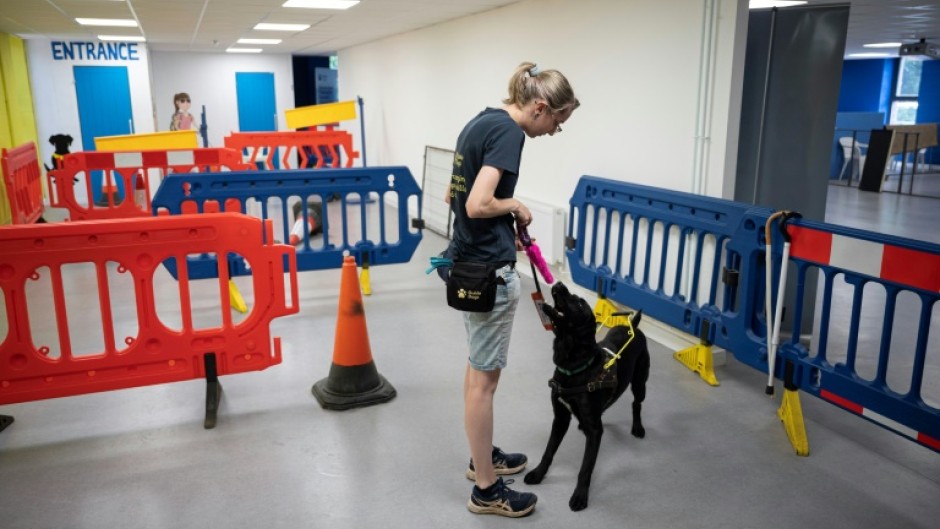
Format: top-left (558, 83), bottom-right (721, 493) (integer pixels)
top-left (449, 61), bottom-right (579, 517)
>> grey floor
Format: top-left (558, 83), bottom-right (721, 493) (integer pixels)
top-left (1, 184), bottom-right (939, 529)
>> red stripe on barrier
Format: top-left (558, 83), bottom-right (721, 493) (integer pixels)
top-left (881, 245), bottom-right (940, 292)
top-left (918, 432), bottom-right (940, 451)
top-left (788, 226), bottom-right (832, 264)
top-left (142, 150), bottom-right (168, 165)
top-left (820, 389), bottom-right (864, 414)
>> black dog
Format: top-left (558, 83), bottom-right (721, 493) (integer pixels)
top-left (44, 134), bottom-right (73, 172)
top-left (524, 281), bottom-right (650, 511)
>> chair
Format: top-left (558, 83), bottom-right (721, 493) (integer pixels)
top-left (839, 136), bottom-right (867, 181)
top-left (889, 148), bottom-right (926, 173)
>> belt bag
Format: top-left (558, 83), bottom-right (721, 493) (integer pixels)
top-left (447, 261), bottom-right (500, 312)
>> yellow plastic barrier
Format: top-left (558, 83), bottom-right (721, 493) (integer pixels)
top-left (285, 100), bottom-right (357, 130)
top-left (95, 130), bottom-right (199, 151)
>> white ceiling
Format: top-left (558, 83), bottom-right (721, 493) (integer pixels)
top-left (0, 0), bottom-right (527, 55)
top-left (0, 0), bottom-right (936, 57)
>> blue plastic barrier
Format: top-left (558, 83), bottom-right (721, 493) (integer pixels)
top-left (152, 166), bottom-right (422, 278)
top-left (781, 222), bottom-right (940, 452)
top-left (566, 176), bottom-right (773, 352)
top-left (567, 175), bottom-right (940, 453)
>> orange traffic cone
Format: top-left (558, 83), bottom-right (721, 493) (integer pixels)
top-left (289, 200), bottom-right (323, 245)
top-left (95, 180), bottom-right (120, 207)
top-left (134, 173), bottom-right (148, 212)
top-left (289, 215), bottom-right (313, 246)
top-left (312, 255), bottom-right (396, 410)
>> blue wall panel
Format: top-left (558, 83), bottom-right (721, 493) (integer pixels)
top-left (74, 65), bottom-right (133, 203)
top-left (838, 59), bottom-right (893, 114)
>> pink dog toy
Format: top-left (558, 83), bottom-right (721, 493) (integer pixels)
top-left (518, 226), bottom-right (554, 284)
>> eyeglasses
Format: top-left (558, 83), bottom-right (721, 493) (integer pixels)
top-left (179, 98), bottom-right (190, 103)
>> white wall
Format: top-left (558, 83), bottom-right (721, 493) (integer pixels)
top-left (27, 44), bottom-right (296, 166)
top-left (150, 52), bottom-right (295, 148)
top-left (26, 39), bottom-right (155, 162)
top-left (338, 0), bottom-right (747, 208)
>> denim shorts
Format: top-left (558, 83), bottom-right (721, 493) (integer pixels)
top-left (464, 264), bottom-right (520, 371)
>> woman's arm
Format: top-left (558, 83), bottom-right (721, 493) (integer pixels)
top-left (466, 165), bottom-right (531, 226)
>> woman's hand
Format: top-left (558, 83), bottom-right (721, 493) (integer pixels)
top-left (512, 200), bottom-right (532, 226)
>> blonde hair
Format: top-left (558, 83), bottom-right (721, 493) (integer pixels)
top-left (502, 62), bottom-right (580, 113)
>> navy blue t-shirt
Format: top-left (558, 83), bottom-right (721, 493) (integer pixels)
top-left (449, 108), bottom-right (525, 263)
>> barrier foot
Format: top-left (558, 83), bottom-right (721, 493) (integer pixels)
top-left (204, 353), bottom-right (224, 429)
top-left (229, 279), bottom-right (248, 313)
top-left (593, 298), bottom-right (633, 327)
top-left (359, 253), bottom-right (372, 296)
top-left (674, 344), bottom-right (720, 386)
top-left (777, 388), bottom-right (809, 456)
top-left (778, 361), bottom-right (809, 456)
top-left (360, 266), bottom-right (372, 296)
top-left (0, 415), bottom-right (13, 433)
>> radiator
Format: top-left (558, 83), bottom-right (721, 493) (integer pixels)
top-left (516, 194), bottom-right (567, 265)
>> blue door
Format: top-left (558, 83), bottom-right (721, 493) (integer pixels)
top-left (74, 65), bottom-right (133, 203)
top-left (236, 72), bottom-right (277, 169)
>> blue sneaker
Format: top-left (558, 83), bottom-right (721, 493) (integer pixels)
top-left (468, 477), bottom-right (537, 517)
top-left (466, 446), bottom-right (527, 480)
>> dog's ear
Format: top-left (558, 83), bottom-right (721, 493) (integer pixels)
top-left (631, 310), bottom-right (642, 328)
top-left (49, 135), bottom-right (56, 145)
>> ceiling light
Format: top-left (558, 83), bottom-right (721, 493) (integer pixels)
top-left (848, 52), bottom-right (893, 59)
top-left (238, 38), bottom-right (283, 45)
top-left (76, 18), bottom-right (138, 27)
top-left (98, 35), bottom-right (146, 42)
top-left (227, 48), bottom-right (263, 54)
top-left (253, 23), bottom-right (311, 32)
top-left (749, 1), bottom-right (807, 8)
top-left (864, 42), bottom-right (904, 48)
top-left (282, 0), bottom-right (360, 9)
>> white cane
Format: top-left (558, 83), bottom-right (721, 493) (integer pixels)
top-left (765, 211), bottom-right (801, 397)
top-left (764, 211), bottom-right (785, 396)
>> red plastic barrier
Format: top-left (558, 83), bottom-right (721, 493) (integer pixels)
top-left (46, 147), bottom-right (250, 221)
top-left (1, 142), bottom-right (44, 225)
top-left (224, 130), bottom-right (360, 169)
top-left (0, 212), bottom-right (298, 406)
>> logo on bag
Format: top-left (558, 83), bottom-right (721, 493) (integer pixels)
top-left (457, 288), bottom-right (480, 300)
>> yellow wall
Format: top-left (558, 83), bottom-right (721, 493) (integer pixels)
top-left (0, 32), bottom-right (40, 225)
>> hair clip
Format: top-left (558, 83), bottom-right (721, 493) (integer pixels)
top-left (528, 65), bottom-right (541, 77)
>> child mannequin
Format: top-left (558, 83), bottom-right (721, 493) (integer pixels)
top-left (169, 92), bottom-right (194, 131)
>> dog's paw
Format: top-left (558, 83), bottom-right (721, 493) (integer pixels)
top-left (524, 467), bottom-right (546, 485)
top-left (631, 423), bottom-right (646, 438)
top-left (569, 489), bottom-right (589, 511)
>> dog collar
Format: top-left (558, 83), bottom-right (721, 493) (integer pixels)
top-left (555, 356), bottom-right (594, 376)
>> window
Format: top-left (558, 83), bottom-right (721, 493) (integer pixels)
top-left (890, 101), bottom-right (919, 125)
top-left (896, 57), bottom-right (923, 97)
top-left (890, 57), bottom-right (923, 124)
